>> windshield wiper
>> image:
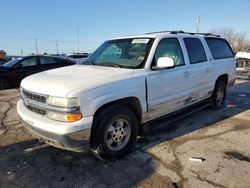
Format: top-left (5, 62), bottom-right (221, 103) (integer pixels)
top-left (97, 61), bottom-right (123, 68)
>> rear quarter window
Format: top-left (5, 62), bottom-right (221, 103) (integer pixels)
top-left (205, 38), bottom-right (234, 59)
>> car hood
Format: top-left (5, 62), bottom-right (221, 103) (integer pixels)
top-left (21, 65), bottom-right (134, 97)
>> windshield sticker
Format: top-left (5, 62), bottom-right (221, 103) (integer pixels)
top-left (132, 39), bottom-right (149, 44)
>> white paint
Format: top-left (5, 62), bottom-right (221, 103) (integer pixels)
top-left (18, 32), bottom-right (236, 140)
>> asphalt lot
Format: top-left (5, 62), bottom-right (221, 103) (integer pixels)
top-left (0, 79), bottom-right (250, 188)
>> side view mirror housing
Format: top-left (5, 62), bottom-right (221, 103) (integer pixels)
top-left (155, 57), bottom-right (175, 69)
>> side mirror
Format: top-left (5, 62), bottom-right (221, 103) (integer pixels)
top-left (156, 57), bottom-right (175, 69)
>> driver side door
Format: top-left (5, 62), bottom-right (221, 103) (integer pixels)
top-left (146, 38), bottom-right (191, 120)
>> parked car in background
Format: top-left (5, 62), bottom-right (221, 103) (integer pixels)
top-left (235, 51), bottom-right (250, 78)
top-left (49, 54), bottom-right (67, 58)
top-left (66, 53), bottom-right (89, 64)
top-left (0, 55), bottom-right (75, 89)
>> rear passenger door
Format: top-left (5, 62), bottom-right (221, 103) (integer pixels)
top-left (38, 56), bottom-right (73, 71)
top-left (38, 56), bottom-right (60, 71)
top-left (146, 38), bottom-right (191, 119)
top-left (205, 37), bottom-right (235, 85)
top-left (182, 37), bottom-right (213, 102)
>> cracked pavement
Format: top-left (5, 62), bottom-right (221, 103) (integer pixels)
top-left (0, 80), bottom-right (250, 188)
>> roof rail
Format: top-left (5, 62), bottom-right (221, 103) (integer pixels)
top-left (146, 30), bottom-right (220, 37)
top-left (183, 32), bottom-right (221, 37)
top-left (146, 30), bottom-right (185, 35)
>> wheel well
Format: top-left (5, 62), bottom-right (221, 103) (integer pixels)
top-left (216, 74), bottom-right (228, 85)
top-left (90, 97), bottom-right (143, 148)
top-left (94, 97), bottom-right (142, 123)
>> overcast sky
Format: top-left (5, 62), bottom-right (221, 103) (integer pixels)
top-left (1, 0), bottom-right (250, 55)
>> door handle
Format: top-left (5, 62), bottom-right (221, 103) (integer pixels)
top-left (184, 71), bottom-right (191, 78)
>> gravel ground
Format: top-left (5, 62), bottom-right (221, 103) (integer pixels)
top-left (0, 79), bottom-right (250, 188)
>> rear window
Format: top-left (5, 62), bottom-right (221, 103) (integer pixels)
top-left (205, 38), bottom-right (234, 59)
top-left (184, 38), bottom-right (207, 64)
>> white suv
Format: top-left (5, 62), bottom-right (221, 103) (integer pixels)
top-left (17, 31), bottom-right (236, 159)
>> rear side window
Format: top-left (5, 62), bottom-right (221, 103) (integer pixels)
top-left (184, 38), bottom-right (207, 64)
top-left (205, 38), bottom-right (234, 59)
top-left (40, 57), bottom-right (56, 65)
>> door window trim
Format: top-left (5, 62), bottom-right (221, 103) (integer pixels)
top-left (151, 37), bottom-right (185, 70)
top-left (183, 37), bottom-right (208, 64)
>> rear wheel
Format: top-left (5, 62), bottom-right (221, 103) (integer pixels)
top-left (92, 105), bottom-right (138, 159)
top-left (210, 80), bottom-right (226, 110)
top-left (0, 79), bottom-right (9, 90)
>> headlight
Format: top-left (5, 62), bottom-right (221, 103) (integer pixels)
top-left (47, 96), bottom-right (80, 108)
top-left (47, 111), bottom-right (82, 122)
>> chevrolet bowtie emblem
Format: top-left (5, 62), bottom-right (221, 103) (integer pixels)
top-left (24, 99), bottom-right (30, 106)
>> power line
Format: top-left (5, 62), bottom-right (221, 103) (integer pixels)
top-left (0, 35), bottom-right (99, 44)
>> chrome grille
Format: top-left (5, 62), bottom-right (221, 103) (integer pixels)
top-left (27, 105), bottom-right (46, 115)
top-left (22, 89), bottom-right (47, 103)
top-left (21, 88), bottom-right (48, 115)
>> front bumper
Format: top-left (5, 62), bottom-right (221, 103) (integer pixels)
top-left (20, 117), bottom-right (90, 152)
top-left (17, 100), bottom-right (92, 152)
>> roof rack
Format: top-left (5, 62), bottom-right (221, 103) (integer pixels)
top-left (146, 31), bottom-right (220, 37)
top-left (146, 30), bottom-right (185, 35)
top-left (182, 32), bottom-right (221, 37)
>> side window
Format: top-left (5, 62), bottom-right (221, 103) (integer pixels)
top-left (154, 38), bottom-right (185, 66)
top-left (40, 57), bottom-right (56, 65)
top-left (205, 38), bottom-right (234, 59)
top-left (18, 57), bottom-right (37, 67)
top-left (184, 38), bottom-right (207, 64)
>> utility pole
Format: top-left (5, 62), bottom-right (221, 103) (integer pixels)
top-left (196, 15), bottom-right (200, 33)
top-left (56, 40), bottom-right (59, 54)
top-left (77, 26), bottom-right (80, 53)
top-left (21, 49), bottom-right (23, 56)
top-left (35, 38), bottom-right (38, 55)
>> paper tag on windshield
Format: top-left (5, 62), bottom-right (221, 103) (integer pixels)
top-left (132, 39), bottom-right (149, 44)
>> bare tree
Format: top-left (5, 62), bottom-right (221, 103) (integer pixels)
top-left (209, 28), bottom-right (250, 52)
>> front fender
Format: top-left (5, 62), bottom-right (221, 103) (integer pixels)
top-left (69, 77), bottom-right (147, 117)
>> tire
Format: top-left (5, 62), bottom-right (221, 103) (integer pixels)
top-left (92, 105), bottom-right (138, 159)
top-left (0, 79), bottom-right (9, 90)
top-left (210, 80), bottom-right (226, 110)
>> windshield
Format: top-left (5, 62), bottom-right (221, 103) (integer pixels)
top-left (2, 59), bottom-right (19, 68)
top-left (86, 38), bottom-right (153, 68)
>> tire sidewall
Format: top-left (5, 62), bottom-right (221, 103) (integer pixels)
top-left (94, 106), bottom-right (138, 159)
top-left (212, 81), bottom-right (226, 109)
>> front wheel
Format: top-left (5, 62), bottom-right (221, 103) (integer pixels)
top-left (92, 105), bottom-right (138, 159)
top-left (210, 80), bottom-right (226, 110)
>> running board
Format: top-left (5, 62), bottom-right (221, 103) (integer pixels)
top-left (143, 101), bottom-right (210, 133)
